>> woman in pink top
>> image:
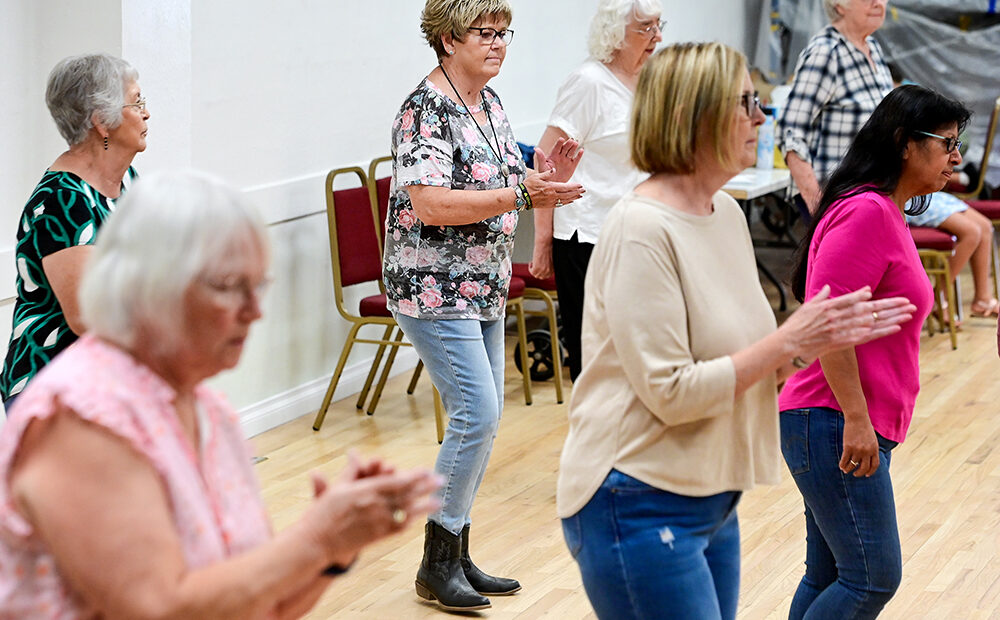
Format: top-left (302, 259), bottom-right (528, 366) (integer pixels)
top-left (779, 85), bottom-right (970, 619)
top-left (0, 171), bottom-right (440, 619)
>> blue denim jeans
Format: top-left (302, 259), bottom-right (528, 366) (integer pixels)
top-left (779, 407), bottom-right (902, 620)
top-left (562, 469), bottom-right (742, 620)
top-left (393, 314), bottom-right (505, 536)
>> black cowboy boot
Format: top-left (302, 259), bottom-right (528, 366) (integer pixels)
top-left (460, 524), bottom-right (522, 595)
top-left (415, 521), bottom-right (491, 611)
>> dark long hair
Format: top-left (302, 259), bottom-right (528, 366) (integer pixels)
top-left (789, 85), bottom-right (971, 301)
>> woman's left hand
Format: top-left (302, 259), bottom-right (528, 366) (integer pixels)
top-left (534, 138), bottom-right (583, 183)
top-left (780, 285), bottom-right (917, 362)
top-left (840, 416), bottom-right (880, 477)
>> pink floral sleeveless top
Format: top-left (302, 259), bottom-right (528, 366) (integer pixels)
top-left (0, 336), bottom-right (272, 618)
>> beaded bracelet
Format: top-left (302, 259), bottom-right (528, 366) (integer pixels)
top-left (517, 183), bottom-right (533, 211)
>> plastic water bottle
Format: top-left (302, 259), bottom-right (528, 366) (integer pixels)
top-left (757, 112), bottom-right (775, 170)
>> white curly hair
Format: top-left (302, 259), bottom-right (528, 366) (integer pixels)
top-left (588, 0), bottom-right (664, 63)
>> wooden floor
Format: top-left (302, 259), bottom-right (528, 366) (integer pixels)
top-left (252, 274), bottom-right (1000, 619)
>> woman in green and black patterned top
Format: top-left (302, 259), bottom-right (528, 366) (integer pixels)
top-left (1, 54), bottom-right (150, 409)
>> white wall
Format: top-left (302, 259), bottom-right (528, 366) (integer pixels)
top-left (1, 0), bottom-right (756, 432)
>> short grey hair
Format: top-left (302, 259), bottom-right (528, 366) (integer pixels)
top-left (823, 0), bottom-right (849, 22)
top-left (46, 54), bottom-right (139, 146)
top-left (80, 170), bottom-right (270, 352)
top-left (588, 0), bottom-right (663, 63)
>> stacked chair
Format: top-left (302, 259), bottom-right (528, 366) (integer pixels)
top-left (313, 157), bottom-right (545, 442)
top-left (910, 226), bottom-right (959, 350)
top-left (310, 166), bottom-right (445, 440)
top-left (511, 263), bottom-right (565, 404)
top-left (953, 96), bottom-right (1000, 301)
top-left (909, 94), bottom-right (1000, 350)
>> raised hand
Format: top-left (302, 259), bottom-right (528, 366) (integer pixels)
top-left (780, 285), bottom-right (916, 363)
top-left (535, 138), bottom-right (584, 183)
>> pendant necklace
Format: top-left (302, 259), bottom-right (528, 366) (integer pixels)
top-left (439, 64), bottom-right (511, 183)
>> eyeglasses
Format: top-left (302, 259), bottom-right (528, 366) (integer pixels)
top-left (200, 274), bottom-right (272, 307)
top-left (632, 19), bottom-right (666, 36)
top-left (122, 98), bottom-right (147, 113)
top-left (739, 92), bottom-right (762, 117)
top-left (915, 130), bottom-right (962, 154)
top-left (467, 27), bottom-right (514, 45)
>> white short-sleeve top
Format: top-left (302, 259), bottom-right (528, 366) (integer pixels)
top-left (547, 59), bottom-right (648, 244)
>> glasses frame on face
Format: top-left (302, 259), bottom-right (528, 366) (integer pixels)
top-left (466, 26), bottom-right (514, 46)
top-left (631, 19), bottom-right (666, 36)
top-left (122, 98), bottom-right (147, 113)
top-left (739, 91), bottom-right (762, 117)
top-left (200, 274), bottom-right (272, 308)
top-left (915, 130), bottom-right (962, 154)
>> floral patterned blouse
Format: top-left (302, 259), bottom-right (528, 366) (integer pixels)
top-left (383, 78), bottom-right (527, 321)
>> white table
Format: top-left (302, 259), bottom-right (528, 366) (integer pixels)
top-left (722, 167), bottom-right (795, 311)
top-left (722, 168), bottom-right (791, 200)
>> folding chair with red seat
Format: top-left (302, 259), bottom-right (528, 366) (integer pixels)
top-left (363, 156), bottom-right (536, 414)
top-left (910, 226), bottom-right (959, 350)
top-left (951, 96), bottom-right (1000, 300)
top-left (311, 167), bottom-right (420, 431)
top-left (511, 263), bottom-right (565, 404)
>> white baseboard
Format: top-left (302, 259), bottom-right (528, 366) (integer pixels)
top-left (238, 349), bottom-right (419, 437)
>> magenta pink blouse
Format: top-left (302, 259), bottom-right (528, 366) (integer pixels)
top-left (0, 335), bottom-right (272, 618)
top-left (779, 190), bottom-right (933, 442)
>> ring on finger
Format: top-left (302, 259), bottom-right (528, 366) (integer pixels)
top-left (391, 508), bottom-right (407, 524)
top-left (872, 311), bottom-right (879, 321)
top-left (556, 199), bottom-right (563, 207)
top-left (849, 459), bottom-right (859, 467)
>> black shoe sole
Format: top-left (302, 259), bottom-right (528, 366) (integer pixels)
top-left (476, 585), bottom-right (522, 596)
top-left (415, 580), bottom-right (492, 611)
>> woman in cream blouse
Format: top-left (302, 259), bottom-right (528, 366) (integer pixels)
top-left (556, 42), bottom-right (916, 620)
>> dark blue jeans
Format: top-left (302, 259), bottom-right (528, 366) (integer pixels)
top-left (779, 407), bottom-right (902, 619)
top-left (562, 469), bottom-right (742, 620)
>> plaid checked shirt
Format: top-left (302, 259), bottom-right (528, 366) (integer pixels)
top-left (778, 25), bottom-right (893, 184)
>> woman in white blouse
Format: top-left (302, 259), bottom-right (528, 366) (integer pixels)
top-left (529, 0), bottom-right (663, 380)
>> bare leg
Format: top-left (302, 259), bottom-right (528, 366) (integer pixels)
top-left (939, 211), bottom-right (992, 306)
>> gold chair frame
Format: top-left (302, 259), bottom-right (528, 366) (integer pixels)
top-left (363, 155), bottom-right (535, 429)
top-left (918, 248), bottom-right (958, 350)
top-left (518, 283), bottom-right (564, 404)
top-left (952, 96), bottom-right (1000, 300)
top-left (311, 166), bottom-right (444, 440)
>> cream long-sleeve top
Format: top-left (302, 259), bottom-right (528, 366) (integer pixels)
top-left (556, 190), bottom-right (782, 518)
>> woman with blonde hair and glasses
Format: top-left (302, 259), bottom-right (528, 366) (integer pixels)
top-left (556, 42), bottom-right (915, 619)
top-left (384, 0), bottom-right (584, 611)
top-left (530, 0), bottom-right (663, 380)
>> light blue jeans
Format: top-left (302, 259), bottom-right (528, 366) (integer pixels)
top-left (394, 313), bottom-right (505, 536)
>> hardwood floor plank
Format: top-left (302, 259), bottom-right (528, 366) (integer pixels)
top-left (252, 273), bottom-right (1000, 618)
